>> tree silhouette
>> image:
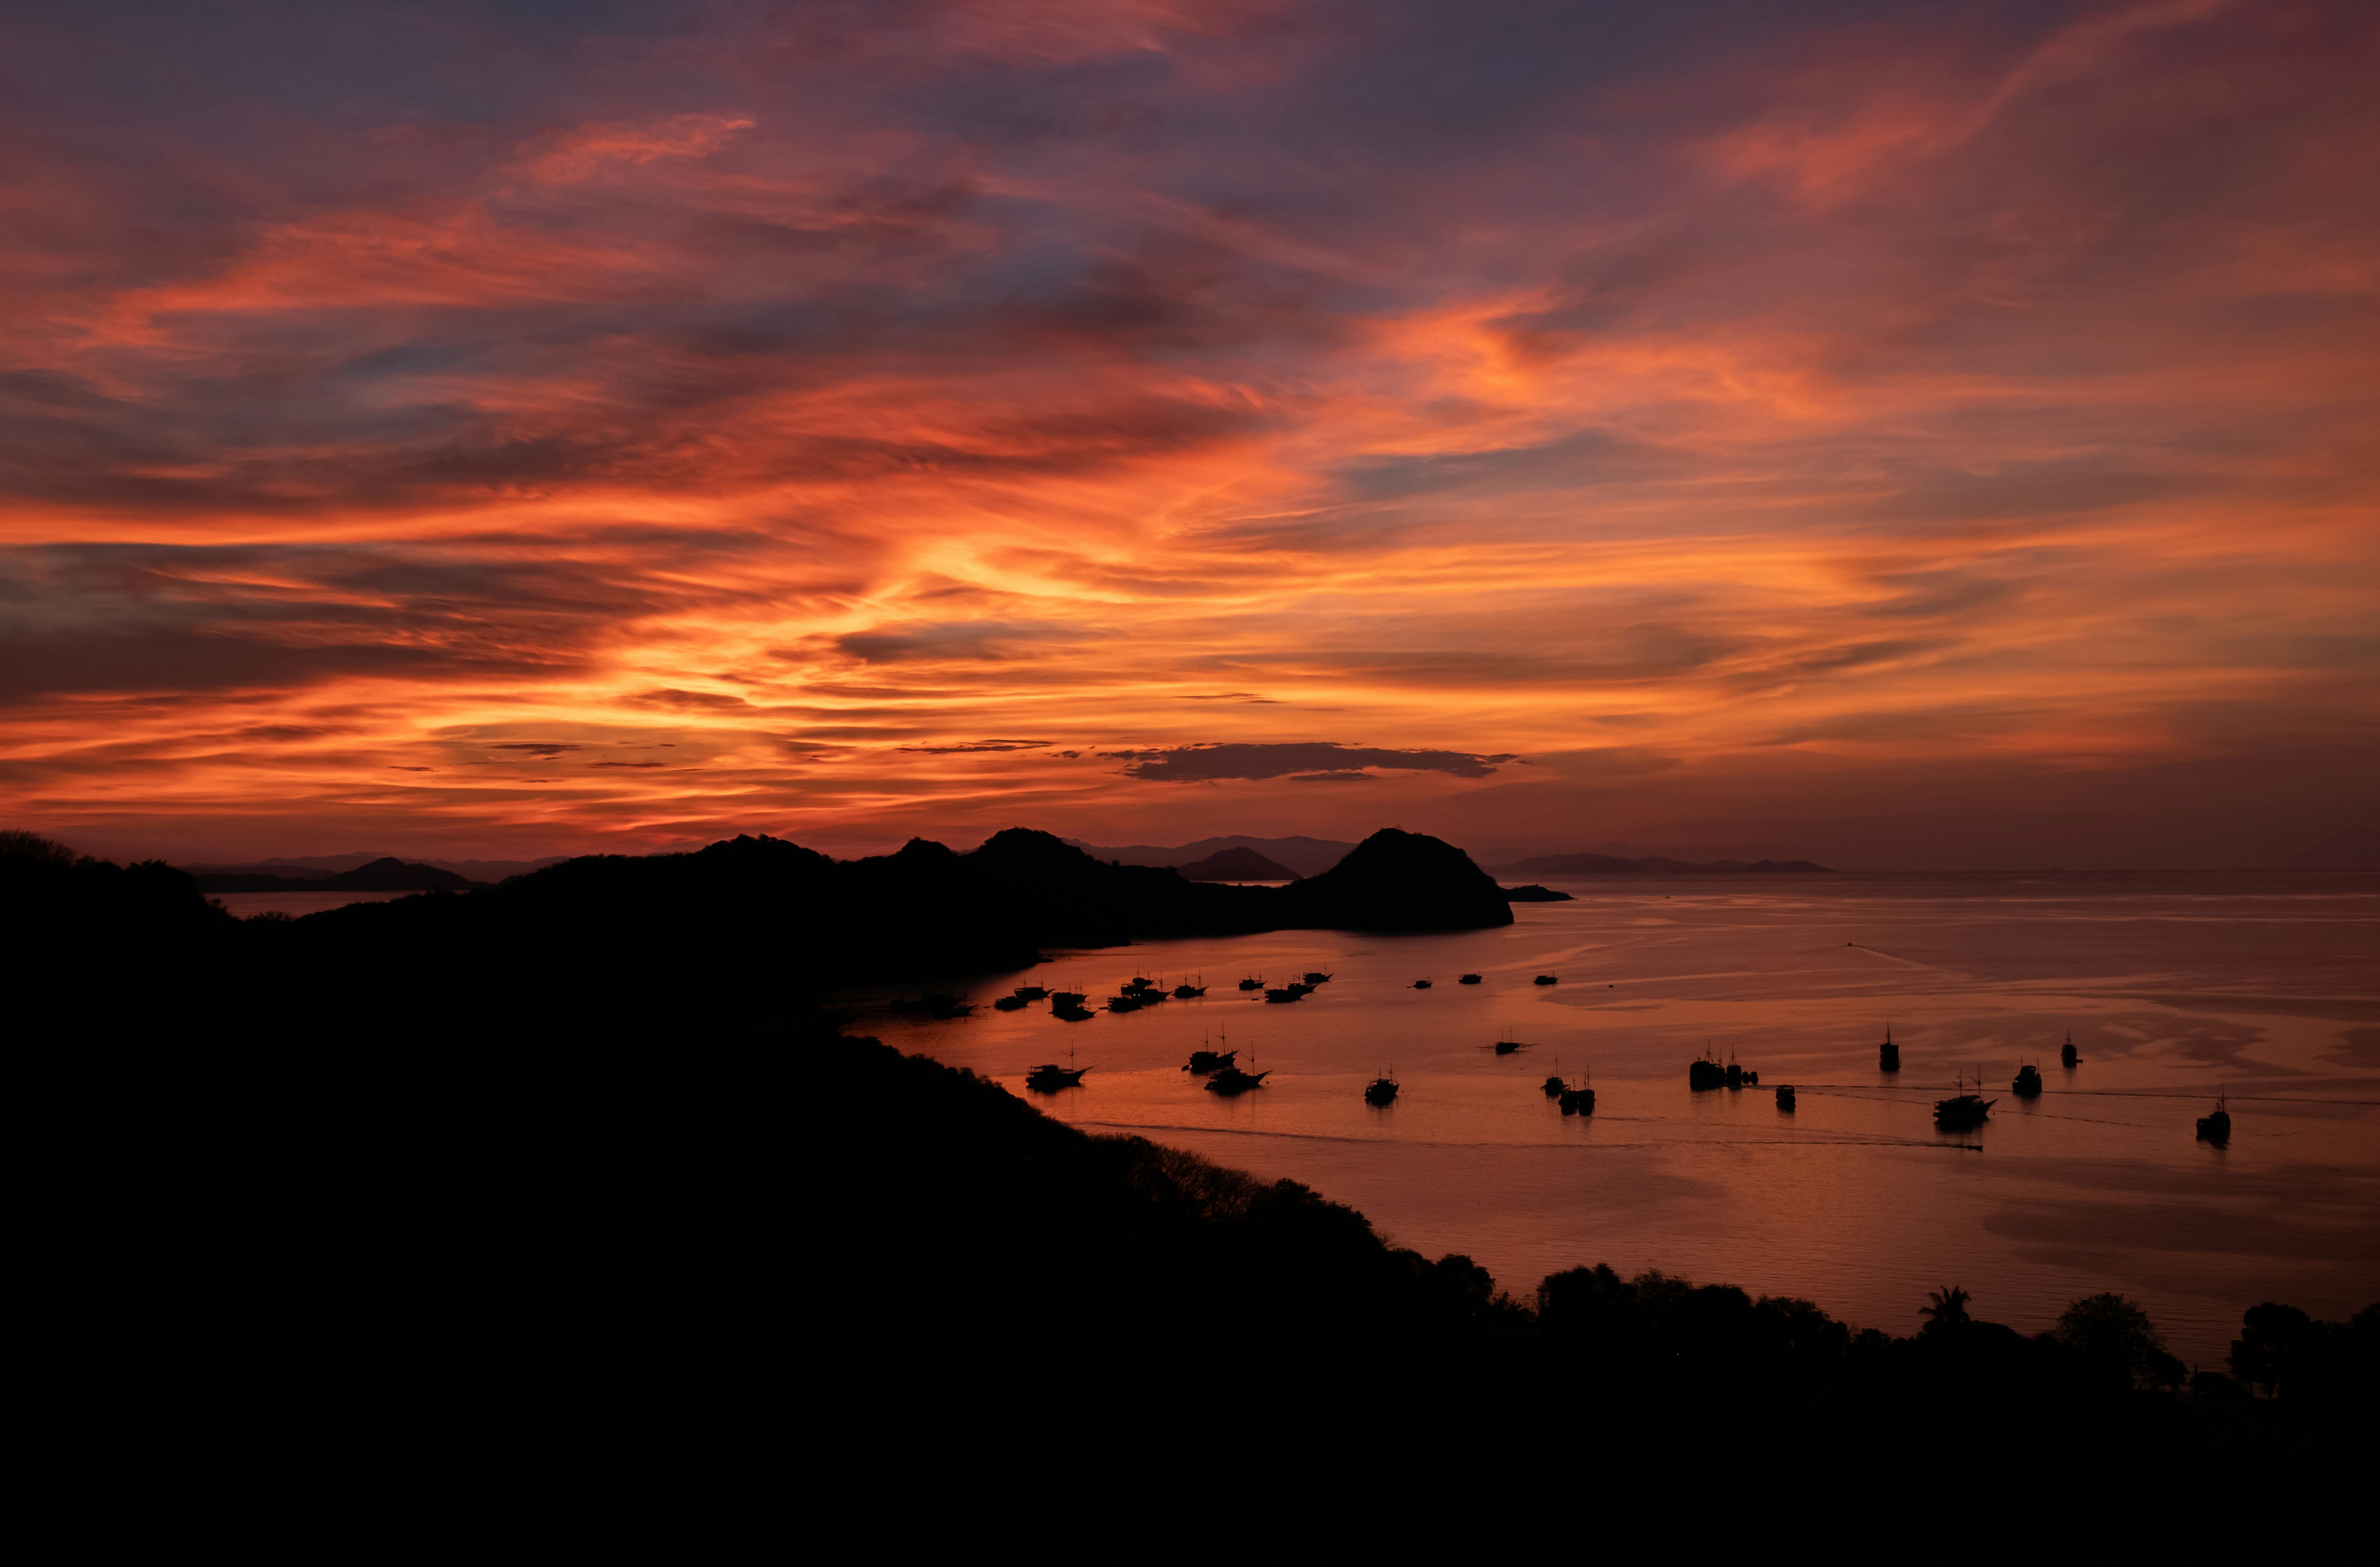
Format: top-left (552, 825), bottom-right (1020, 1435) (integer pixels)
top-left (1919, 1285), bottom-right (1971, 1331)
top-left (2057, 1292), bottom-right (2175, 1390)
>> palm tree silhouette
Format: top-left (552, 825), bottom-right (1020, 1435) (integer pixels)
top-left (1920, 1285), bottom-right (1972, 1329)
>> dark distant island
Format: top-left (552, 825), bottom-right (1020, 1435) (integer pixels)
top-left (1490, 851), bottom-right (1833, 876)
top-left (1501, 884), bottom-right (1574, 901)
top-left (1176, 846), bottom-right (1301, 881)
top-left (187, 856), bottom-right (488, 893)
top-left (1064, 834), bottom-right (1357, 877)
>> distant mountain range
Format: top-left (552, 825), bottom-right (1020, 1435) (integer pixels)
top-left (1487, 852), bottom-right (1832, 876)
top-left (1177, 846), bottom-right (1301, 881)
top-left (182, 852), bottom-right (567, 883)
top-left (2285, 826), bottom-right (2380, 870)
top-left (1064, 835), bottom-right (1358, 878)
top-left (188, 856), bottom-right (488, 893)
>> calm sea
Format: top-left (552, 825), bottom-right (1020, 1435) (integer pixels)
top-left (872, 871), bottom-right (2380, 1367)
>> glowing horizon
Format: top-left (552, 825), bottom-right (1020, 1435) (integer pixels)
top-left (4, 1), bottom-right (2375, 868)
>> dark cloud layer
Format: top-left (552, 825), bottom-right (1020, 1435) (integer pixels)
top-left (1107, 743), bottom-right (1520, 782)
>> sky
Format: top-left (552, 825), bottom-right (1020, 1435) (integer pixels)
top-left (4, 0), bottom-right (2375, 869)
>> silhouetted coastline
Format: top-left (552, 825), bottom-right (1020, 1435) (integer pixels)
top-left (7, 826), bottom-right (2371, 1513)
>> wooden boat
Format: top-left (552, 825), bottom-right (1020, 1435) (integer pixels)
top-left (1053, 1004), bottom-right (1095, 1022)
top-left (1775, 1084), bottom-right (1796, 1111)
top-left (1205, 1065), bottom-right (1270, 1096)
top-left (1879, 1023), bottom-right (1900, 1073)
top-left (1458, 974), bottom-right (1482, 985)
top-left (1559, 1083), bottom-right (1596, 1116)
top-left (2012, 1062), bottom-right (2043, 1097)
top-left (1533, 974), bottom-right (1558, 986)
top-left (1689, 1052), bottom-right (1726, 1091)
top-left (1048, 991), bottom-right (1088, 1008)
top-left (1302, 971), bottom-right (1333, 985)
top-left (1012, 986), bottom-right (1048, 1001)
top-left (1264, 987), bottom-right (1303, 1004)
top-left (2196, 1092), bottom-right (2231, 1144)
top-left (1025, 1062), bottom-right (1087, 1093)
top-left (1412, 978), bottom-right (1432, 989)
top-left (1364, 1073), bottom-right (1400, 1105)
top-left (2060, 1031), bottom-right (2081, 1068)
top-left (1173, 981), bottom-right (1206, 998)
top-left (1933, 1075), bottom-right (1994, 1131)
top-left (1184, 1049), bottom-right (1237, 1075)
top-left (1238, 977), bottom-right (1264, 991)
top-left (1106, 995), bottom-right (1142, 1012)
top-left (1723, 1059), bottom-right (1757, 1088)
top-left (1494, 1039), bottom-right (1527, 1056)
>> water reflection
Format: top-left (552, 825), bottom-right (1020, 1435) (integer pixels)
top-left (873, 871), bottom-right (2380, 1363)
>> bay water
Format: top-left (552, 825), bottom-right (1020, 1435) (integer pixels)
top-left (866, 871), bottom-right (2380, 1366)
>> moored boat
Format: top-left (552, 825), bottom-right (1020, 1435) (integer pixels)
top-left (2012, 1062), bottom-right (2043, 1097)
top-left (1238, 976), bottom-right (1264, 991)
top-left (993, 994), bottom-right (1028, 1011)
top-left (1025, 1062), bottom-right (1088, 1093)
top-left (1494, 1039), bottom-right (1527, 1056)
top-left (1412, 978), bottom-right (1432, 989)
top-left (1933, 1074), bottom-right (1993, 1131)
top-left (1533, 974), bottom-right (1558, 986)
top-left (1775, 1084), bottom-right (1796, 1111)
top-left (1879, 1023), bottom-right (1900, 1072)
top-left (1459, 974), bottom-right (1482, 985)
top-left (1184, 1048), bottom-right (1237, 1074)
top-left (2196, 1092), bottom-right (2231, 1144)
top-left (1302, 971), bottom-right (1333, 984)
top-left (2060, 1031), bottom-right (2081, 1068)
top-left (1205, 1064), bottom-right (1270, 1095)
top-left (1559, 1081), bottom-right (1596, 1116)
top-left (1364, 1072), bottom-right (1399, 1105)
top-left (1689, 1051), bottom-right (1726, 1091)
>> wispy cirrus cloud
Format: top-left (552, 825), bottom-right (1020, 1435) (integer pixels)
top-left (0, 0), bottom-right (2372, 867)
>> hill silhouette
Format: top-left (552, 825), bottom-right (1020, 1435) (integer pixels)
top-left (1064, 834), bottom-right (1357, 877)
top-left (1176, 845), bottom-right (1300, 880)
top-left (4, 825), bottom-right (2370, 1514)
top-left (190, 856), bottom-right (485, 893)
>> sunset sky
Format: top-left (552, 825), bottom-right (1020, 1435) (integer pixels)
top-left (5, 0), bottom-right (2375, 868)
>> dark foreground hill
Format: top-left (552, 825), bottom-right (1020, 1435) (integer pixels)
top-left (4, 828), bottom-right (2369, 1520)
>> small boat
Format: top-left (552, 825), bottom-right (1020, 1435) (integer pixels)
top-left (1533, 974), bottom-right (1558, 986)
top-left (1933, 1074), bottom-right (1994, 1131)
top-left (1048, 991), bottom-right (1088, 1008)
top-left (993, 995), bottom-right (1028, 1011)
top-left (1012, 986), bottom-right (1048, 1001)
top-left (2196, 1092), bottom-right (2231, 1144)
top-left (1689, 1051), bottom-right (1726, 1091)
top-left (1775, 1084), bottom-right (1796, 1112)
top-left (1173, 980), bottom-right (1207, 998)
top-left (1238, 977), bottom-right (1264, 991)
top-left (1723, 1057), bottom-right (1757, 1089)
top-left (1364, 1072), bottom-right (1400, 1106)
top-left (1106, 995), bottom-right (1142, 1013)
top-left (1559, 1081), bottom-right (1596, 1116)
top-left (1412, 979), bottom-right (1432, 990)
top-left (1494, 1039), bottom-right (1527, 1056)
top-left (1184, 1048), bottom-right (1237, 1074)
top-left (1128, 976), bottom-right (1157, 990)
top-left (1054, 1004), bottom-right (1095, 1022)
top-left (1541, 1074), bottom-right (1565, 1098)
top-left (1879, 1023), bottom-right (1900, 1073)
top-left (1206, 1064), bottom-right (1270, 1096)
top-left (1025, 1062), bottom-right (1087, 1093)
top-left (2060, 1031), bottom-right (2081, 1068)
top-left (1264, 987), bottom-right (1303, 1004)
top-left (1302, 971), bottom-right (1333, 985)
top-left (2012, 1063), bottom-right (2043, 1097)
top-left (1458, 974), bottom-right (1482, 985)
